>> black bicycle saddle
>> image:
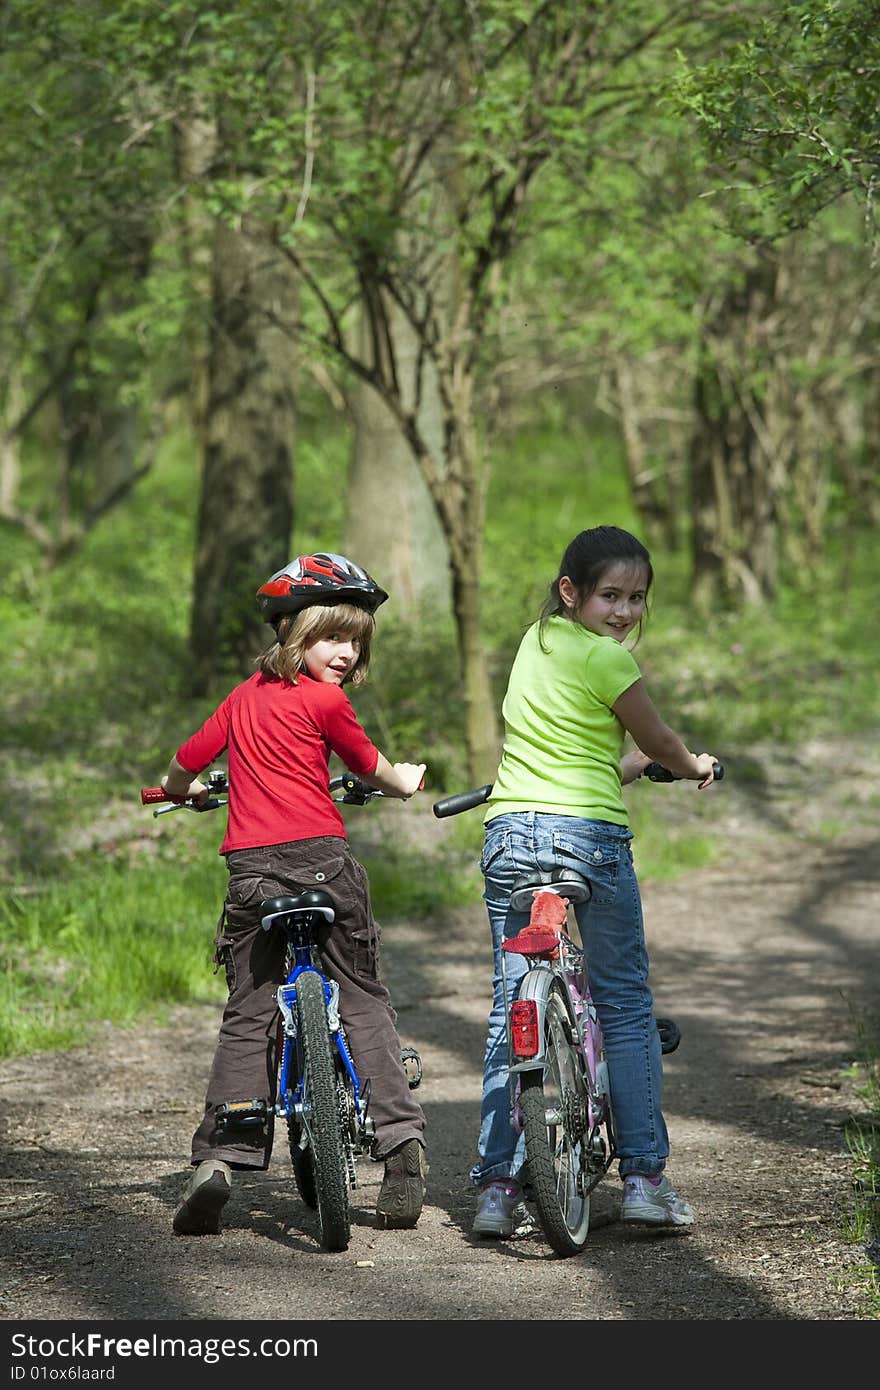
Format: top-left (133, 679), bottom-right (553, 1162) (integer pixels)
top-left (259, 890), bottom-right (336, 929)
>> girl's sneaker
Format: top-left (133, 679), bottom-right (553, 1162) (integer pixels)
top-left (472, 1180), bottom-right (524, 1238)
top-left (621, 1173), bottom-right (694, 1227)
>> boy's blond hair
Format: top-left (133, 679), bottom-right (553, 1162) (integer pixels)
top-left (256, 601), bottom-right (375, 685)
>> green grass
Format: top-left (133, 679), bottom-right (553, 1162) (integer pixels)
top-left (627, 807), bottom-right (717, 883)
top-left (840, 1049), bottom-right (880, 1315)
top-left (0, 853), bottom-right (226, 1058)
top-left (358, 846), bottom-right (482, 918)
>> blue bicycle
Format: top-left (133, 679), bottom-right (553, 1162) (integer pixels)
top-left (142, 770), bottom-right (420, 1253)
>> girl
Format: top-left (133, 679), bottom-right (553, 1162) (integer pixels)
top-left (161, 553), bottom-right (428, 1236)
top-left (471, 526), bottom-right (717, 1238)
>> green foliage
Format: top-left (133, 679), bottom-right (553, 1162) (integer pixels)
top-left (0, 0), bottom-right (184, 430)
top-left (638, 526), bottom-right (879, 746)
top-left (482, 407), bottom-right (642, 651)
top-left (673, 1), bottom-right (880, 244)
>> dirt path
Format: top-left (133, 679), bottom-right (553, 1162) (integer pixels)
top-left (1, 761), bottom-right (878, 1325)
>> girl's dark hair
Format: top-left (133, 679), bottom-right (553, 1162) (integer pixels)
top-left (538, 526), bottom-right (653, 649)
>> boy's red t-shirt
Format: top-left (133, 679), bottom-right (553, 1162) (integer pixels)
top-left (175, 671), bottom-right (379, 854)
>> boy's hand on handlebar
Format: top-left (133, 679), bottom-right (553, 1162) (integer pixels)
top-left (693, 753), bottom-right (718, 790)
top-left (365, 752), bottom-right (426, 799)
top-left (162, 773), bottom-right (209, 806)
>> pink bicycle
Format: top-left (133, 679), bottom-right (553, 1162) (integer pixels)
top-left (433, 759), bottom-right (721, 1256)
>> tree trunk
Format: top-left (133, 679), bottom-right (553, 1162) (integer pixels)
top-left (398, 405), bottom-right (500, 784)
top-left (172, 106), bottom-right (217, 444)
top-left (610, 354), bottom-right (682, 549)
top-left (450, 562), bottom-right (501, 785)
top-left (189, 222), bottom-right (297, 693)
top-left (57, 371), bottom-right (139, 534)
top-left (345, 302), bottom-right (451, 616)
top-left (689, 254), bottom-right (784, 611)
top-left (0, 360), bottom-right (24, 514)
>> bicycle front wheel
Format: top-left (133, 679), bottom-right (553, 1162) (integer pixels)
top-left (519, 983), bottom-right (592, 1256)
top-left (296, 970), bottom-right (351, 1252)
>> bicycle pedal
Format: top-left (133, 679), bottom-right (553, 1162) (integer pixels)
top-left (655, 1018), bottom-right (681, 1055)
top-left (215, 1098), bottom-right (270, 1131)
top-left (352, 1116), bottom-right (376, 1156)
top-left (400, 1047), bottom-right (422, 1090)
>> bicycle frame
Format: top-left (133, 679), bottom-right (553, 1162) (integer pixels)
top-left (271, 910), bottom-right (371, 1150)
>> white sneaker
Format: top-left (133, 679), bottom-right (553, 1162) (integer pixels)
top-left (621, 1173), bottom-right (694, 1227)
top-left (472, 1181), bottom-right (524, 1238)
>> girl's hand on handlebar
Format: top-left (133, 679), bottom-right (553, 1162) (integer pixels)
top-left (693, 753), bottom-right (718, 790)
top-left (621, 749), bottom-right (653, 786)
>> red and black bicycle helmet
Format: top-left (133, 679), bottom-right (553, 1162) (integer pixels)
top-left (256, 552), bottom-right (389, 626)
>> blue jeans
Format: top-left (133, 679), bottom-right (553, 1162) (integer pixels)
top-left (470, 812), bottom-right (669, 1187)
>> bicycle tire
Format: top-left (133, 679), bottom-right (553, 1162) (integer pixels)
top-left (296, 970), bottom-right (351, 1251)
top-left (520, 983), bottom-right (592, 1256)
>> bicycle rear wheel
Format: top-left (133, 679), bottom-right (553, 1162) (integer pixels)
top-left (296, 970), bottom-right (351, 1251)
top-left (519, 983), bottom-right (592, 1256)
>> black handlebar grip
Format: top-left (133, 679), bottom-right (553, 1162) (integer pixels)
top-left (642, 761), bottom-right (724, 783)
top-left (432, 784), bottom-right (493, 818)
top-left (642, 763), bottom-right (676, 782)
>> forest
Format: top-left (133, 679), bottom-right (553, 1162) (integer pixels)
top-left (1, 2), bottom-right (878, 1060)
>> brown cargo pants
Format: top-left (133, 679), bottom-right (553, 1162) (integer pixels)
top-left (188, 836), bottom-right (426, 1169)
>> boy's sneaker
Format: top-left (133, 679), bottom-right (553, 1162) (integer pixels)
top-left (376, 1139), bottom-right (429, 1229)
top-left (472, 1180), bottom-right (524, 1238)
top-left (621, 1173), bottom-right (694, 1227)
top-left (172, 1159), bottom-right (232, 1235)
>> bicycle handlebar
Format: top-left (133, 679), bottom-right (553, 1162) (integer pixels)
top-left (329, 773), bottom-right (385, 804)
top-left (432, 784), bottom-right (493, 818)
top-left (432, 761), bottom-right (724, 818)
top-left (640, 760), bottom-right (724, 782)
top-left (140, 768), bottom-right (230, 809)
top-left (139, 769), bottom-right (382, 816)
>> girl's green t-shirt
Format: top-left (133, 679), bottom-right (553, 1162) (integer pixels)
top-left (485, 616), bottom-right (641, 826)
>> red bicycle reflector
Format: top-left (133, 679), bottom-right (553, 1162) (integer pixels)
top-left (510, 1000), bottom-right (540, 1058)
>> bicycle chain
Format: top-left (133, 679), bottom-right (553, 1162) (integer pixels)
top-left (337, 1078), bottom-right (357, 1187)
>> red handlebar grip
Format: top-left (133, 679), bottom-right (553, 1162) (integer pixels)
top-left (140, 786), bottom-right (185, 805)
